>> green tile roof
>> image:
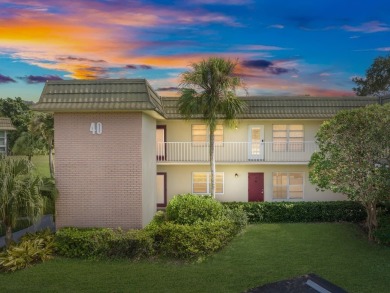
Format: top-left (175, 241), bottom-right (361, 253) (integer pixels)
top-left (0, 117), bottom-right (16, 130)
top-left (32, 78), bottom-right (380, 119)
top-left (162, 96), bottom-right (379, 119)
top-left (32, 79), bottom-right (165, 117)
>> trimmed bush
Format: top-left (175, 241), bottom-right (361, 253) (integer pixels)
top-left (222, 201), bottom-right (366, 223)
top-left (55, 227), bottom-right (154, 259)
top-left (0, 229), bottom-right (55, 272)
top-left (153, 220), bottom-right (236, 259)
top-left (166, 194), bottom-right (225, 224)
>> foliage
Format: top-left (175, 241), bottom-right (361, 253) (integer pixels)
top-left (353, 54), bottom-right (390, 98)
top-left (309, 104), bottom-right (390, 240)
top-left (0, 157), bottom-right (44, 247)
top-left (147, 194), bottom-right (247, 260)
top-left (374, 203), bottom-right (390, 245)
top-left (0, 97), bottom-right (32, 150)
top-left (55, 228), bottom-right (154, 259)
top-left (178, 57), bottom-right (247, 197)
top-left (0, 230), bottom-right (55, 272)
top-left (223, 201), bottom-right (366, 223)
top-left (152, 220), bottom-right (236, 260)
top-left (165, 194), bottom-right (225, 224)
top-left (12, 132), bottom-right (47, 161)
top-left (29, 113), bottom-right (55, 178)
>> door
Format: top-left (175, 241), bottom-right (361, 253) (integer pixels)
top-left (248, 172), bottom-right (264, 202)
top-left (156, 172), bottom-right (167, 208)
top-left (156, 125), bottom-right (166, 160)
top-left (248, 125), bottom-right (264, 160)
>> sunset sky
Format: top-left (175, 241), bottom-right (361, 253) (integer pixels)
top-left (0, 0), bottom-right (389, 101)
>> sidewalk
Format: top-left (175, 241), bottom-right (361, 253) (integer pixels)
top-left (0, 215), bottom-right (55, 248)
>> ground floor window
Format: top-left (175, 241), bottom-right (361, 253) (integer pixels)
top-left (192, 172), bottom-right (224, 194)
top-left (272, 172), bottom-right (304, 200)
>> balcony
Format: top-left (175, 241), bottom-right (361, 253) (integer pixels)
top-left (156, 141), bottom-right (318, 164)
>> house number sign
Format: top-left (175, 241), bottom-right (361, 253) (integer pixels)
top-left (90, 122), bottom-right (103, 135)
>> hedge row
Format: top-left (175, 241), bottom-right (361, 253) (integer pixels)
top-left (222, 201), bottom-right (366, 223)
top-left (55, 228), bottom-right (154, 259)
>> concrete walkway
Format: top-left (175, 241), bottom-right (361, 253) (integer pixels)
top-left (0, 215), bottom-right (55, 248)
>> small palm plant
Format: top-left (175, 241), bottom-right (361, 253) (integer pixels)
top-left (0, 157), bottom-right (44, 247)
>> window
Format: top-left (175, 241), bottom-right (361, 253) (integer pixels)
top-left (272, 125), bottom-right (304, 151)
top-left (0, 131), bottom-right (5, 154)
top-left (192, 172), bottom-right (224, 194)
top-left (273, 172), bottom-right (304, 200)
top-left (192, 124), bottom-right (223, 145)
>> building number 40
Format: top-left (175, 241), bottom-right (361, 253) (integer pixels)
top-left (90, 122), bottom-right (103, 135)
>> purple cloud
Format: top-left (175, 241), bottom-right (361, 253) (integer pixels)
top-left (0, 74), bottom-right (16, 84)
top-left (156, 87), bottom-right (179, 91)
top-left (242, 59), bottom-right (295, 75)
top-left (19, 75), bottom-right (63, 84)
top-left (125, 64), bottom-right (153, 70)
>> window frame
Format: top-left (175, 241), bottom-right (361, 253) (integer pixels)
top-left (191, 124), bottom-right (224, 146)
top-left (0, 131), bottom-right (6, 154)
top-left (272, 172), bottom-right (304, 200)
top-left (272, 124), bottom-right (304, 152)
top-left (192, 172), bottom-right (224, 195)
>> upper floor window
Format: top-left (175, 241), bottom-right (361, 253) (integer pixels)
top-left (192, 172), bottom-right (224, 194)
top-left (272, 125), bottom-right (304, 152)
top-left (192, 124), bottom-right (223, 145)
top-left (272, 172), bottom-right (304, 200)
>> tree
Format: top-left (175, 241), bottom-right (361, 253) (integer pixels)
top-left (0, 157), bottom-right (44, 247)
top-left (29, 113), bottom-right (55, 178)
top-left (11, 131), bottom-right (46, 161)
top-left (353, 55), bottom-right (390, 101)
top-left (309, 104), bottom-right (390, 240)
top-left (178, 57), bottom-right (247, 197)
top-left (0, 98), bottom-right (33, 149)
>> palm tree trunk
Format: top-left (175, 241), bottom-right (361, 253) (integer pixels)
top-left (5, 225), bottom-right (13, 248)
top-left (210, 130), bottom-right (216, 198)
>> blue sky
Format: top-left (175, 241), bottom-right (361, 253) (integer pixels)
top-left (0, 0), bottom-right (389, 101)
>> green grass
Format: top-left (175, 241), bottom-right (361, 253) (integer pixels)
top-left (1, 223), bottom-right (389, 292)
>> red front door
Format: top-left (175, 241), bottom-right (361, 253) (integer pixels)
top-left (248, 173), bottom-right (264, 202)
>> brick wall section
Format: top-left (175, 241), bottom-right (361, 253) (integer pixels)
top-left (54, 112), bottom-right (144, 229)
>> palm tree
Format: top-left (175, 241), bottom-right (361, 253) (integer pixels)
top-left (11, 131), bottom-right (46, 161)
top-left (29, 113), bottom-right (55, 178)
top-left (178, 57), bottom-right (247, 197)
top-left (0, 157), bottom-right (44, 247)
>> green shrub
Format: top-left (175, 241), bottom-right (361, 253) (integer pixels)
top-left (0, 229), bottom-right (55, 272)
top-left (55, 227), bottom-right (154, 259)
top-left (105, 229), bottom-right (155, 259)
top-left (55, 228), bottom-right (114, 258)
top-left (374, 204), bottom-right (390, 246)
top-left (166, 194), bottom-right (225, 225)
top-left (223, 201), bottom-right (366, 223)
top-left (153, 220), bottom-right (236, 260)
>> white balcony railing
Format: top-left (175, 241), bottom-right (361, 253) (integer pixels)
top-left (156, 141), bottom-right (318, 163)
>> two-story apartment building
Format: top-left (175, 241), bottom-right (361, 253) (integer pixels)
top-left (32, 79), bottom-right (379, 229)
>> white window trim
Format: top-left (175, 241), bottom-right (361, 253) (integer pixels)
top-left (272, 172), bottom-right (304, 201)
top-left (0, 131), bottom-right (6, 154)
top-left (192, 172), bottom-right (224, 195)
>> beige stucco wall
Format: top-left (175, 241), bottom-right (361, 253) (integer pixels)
top-left (157, 164), bottom-right (346, 203)
top-left (157, 119), bottom-right (324, 143)
top-left (55, 112), bottom-right (155, 230)
top-left (141, 113), bottom-right (157, 226)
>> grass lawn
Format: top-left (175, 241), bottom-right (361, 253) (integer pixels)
top-left (31, 155), bottom-right (51, 178)
top-left (1, 223), bottom-right (389, 293)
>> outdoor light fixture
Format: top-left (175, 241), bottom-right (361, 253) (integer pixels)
top-left (235, 173), bottom-right (238, 178)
